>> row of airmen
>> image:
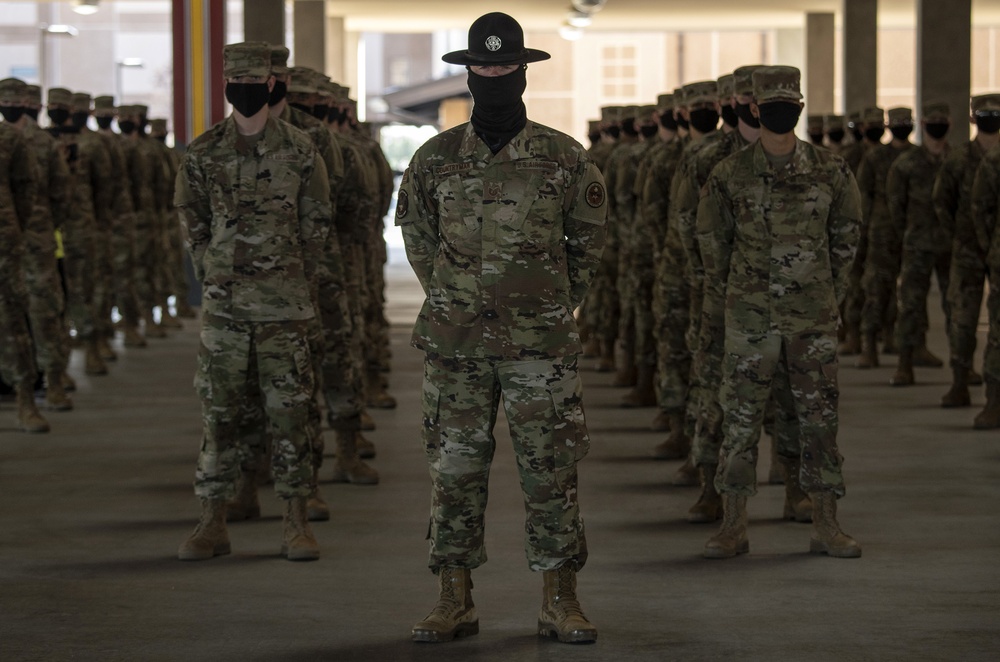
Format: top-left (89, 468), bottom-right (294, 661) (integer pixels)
top-left (576, 65), bottom-right (1000, 527)
top-left (0, 77), bottom-right (191, 434)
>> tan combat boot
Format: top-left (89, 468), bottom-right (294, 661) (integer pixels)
top-left (672, 455), bottom-right (699, 486)
top-left (412, 567), bottom-right (479, 642)
top-left (973, 382), bottom-right (1000, 430)
top-left (780, 457), bottom-right (812, 523)
top-left (159, 304), bottom-right (183, 329)
top-left (703, 493), bottom-right (749, 559)
top-left (809, 492), bottom-right (861, 557)
top-left (621, 363), bottom-right (656, 408)
top-left (16, 382), bottom-right (50, 433)
top-left (651, 411), bottom-right (689, 460)
top-left (61, 372), bottom-right (76, 392)
top-left (96, 333), bottom-right (117, 361)
top-left (360, 409), bottom-right (377, 431)
top-left (356, 432), bottom-right (377, 459)
top-left (226, 470), bottom-right (261, 522)
top-left (281, 497), bottom-right (320, 561)
top-left (85, 339), bottom-right (108, 375)
top-left (969, 368), bottom-right (984, 386)
top-left (144, 313), bottom-right (167, 339)
top-left (611, 360), bottom-right (637, 388)
top-left (856, 332), bottom-right (879, 369)
top-left (912, 344), bottom-right (943, 367)
top-left (44, 370), bottom-right (73, 411)
top-left (890, 347), bottom-right (915, 386)
top-left (178, 498), bottom-right (230, 560)
top-left (838, 322), bottom-right (861, 355)
top-left (941, 367), bottom-right (971, 408)
top-left (176, 299), bottom-right (198, 319)
top-left (329, 430), bottom-right (379, 485)
top-left (122, 325), bottom-right (147, 348)
top-left (649, 409), bottom-right (671, 432)
top-left (538, 565), bottom-right (597, 644)
top-left (307, 467), bottom-right (330, 522)
top-left (687, 464), bottom-right (723, 523)
top-left (366, 368), bottom-right (397, 409)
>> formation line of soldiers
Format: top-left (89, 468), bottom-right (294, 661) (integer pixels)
top-left (1, 77), bottom-right (192, 433)
top-left (580, 65), bottom-right (1000, 557)
top-left (174, 42), bottom-right (397, 562)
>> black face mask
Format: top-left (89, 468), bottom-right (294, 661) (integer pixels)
top-left (226, 82), bottom-right (270, 118)
top-left (689, 108), bottom-right (719, 134)
top-left (976, 115), bottom-right (1000, 134)
top-left (154, 135), bottom-right (166, 143)
top-left (865, 126), bottom-right (886, 143)
top-left (757, 102), bottom-right (801, 135)
top-left (621, 119), bottom-right (639, 137)
top-left (606, 125), bottom-right (621, 139)
top-left (71, 111), bottom-right (89, 130)
top-left (721, 104), bottom-right (739, 128)
top-left (659, 112), bottom-right (678, 131)
top-left (588, 131), bottom-right (601, 145)
top-left (338, 109), bottom-right (350, 126)
top-left (468, 67), bottom-right (528, 153)
top-left (95, 116), bottom-right (114, 130)
top-left (809, 132), bottom-right (824, 145)
top-left (924, 123), bottom-right (949, 140)
top-left (326, 107), bottom-right (339, 123)
top-left (852, 127), bottom-right (863, 142)
top-left (26, 108), bottom-right (38, 121)
top-left (736, 102), bottom-right (760, 129)
top-left (827, 129), bottom-right (845, 144)
top-left (640, 123), bottom-right (658, 138)
top-left (138, 117), bottom-right (148, 133)
top-left (0, 106), bottom-right (24, 123)
top-left (268, 79), bottom-right (287, 107)
top-left (677, 116), bottom-right (690, 131)
top-left (890, 125), bottom-right (913, 141)
top-left (48, 108), bottom-right (70, 126)
top-left (312, 104), bottom-right (329, 121)
top-left (118, 120), bottom-right (136, 135)
top-left (290, 102), bottom-right (312, 115)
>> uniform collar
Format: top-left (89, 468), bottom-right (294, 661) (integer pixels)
top-left (220, 114), bottom-right (280, 156)
top-left (459, 120), bottom-right (534, 161)
top-left (751, 137), bottom-right (815, 175)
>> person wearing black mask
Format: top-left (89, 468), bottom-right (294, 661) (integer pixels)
top-left (824, 114), bottom-right (847, 156)
top-left (807, 114), bottom-right (825, 146)
top-left (175, 40), bottom-right (332, 565)
top-left (934, 93), bottom-right (1000, 409)
top-left (698, 65), bottom-right (863, 561)
top-left (398, 12), bottom-right (605, 645)
top-left (888, 102), bottom-right (953, 387)
top-left (717, 74), bottom-right (738, 132)
top-left (856, 107), bottom-right (915, 368)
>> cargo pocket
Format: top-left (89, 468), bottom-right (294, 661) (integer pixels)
top-left (551, 393), bottom-right (590, 486)
top-left (421, 375), bottom-right (442, 464)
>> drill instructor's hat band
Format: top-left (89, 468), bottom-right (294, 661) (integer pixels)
top-left (442, 12), bottom-right (550, 66)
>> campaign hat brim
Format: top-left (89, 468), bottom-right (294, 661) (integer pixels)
top-left (442, 48), bottom-right (550, 66)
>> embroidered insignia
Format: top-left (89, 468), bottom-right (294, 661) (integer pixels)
top-left (485, 36), bottom-right (502, 51)
top-left (585, 181), bottom-right (606, 208)
top-left (395, 190), bottom-right (409, 218)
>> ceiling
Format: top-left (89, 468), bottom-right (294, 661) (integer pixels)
top-left (325, 0), bottom-right (1000, 32)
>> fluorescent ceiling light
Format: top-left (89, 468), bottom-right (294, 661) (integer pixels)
top-left (74, 0), bottom-right (100, 15)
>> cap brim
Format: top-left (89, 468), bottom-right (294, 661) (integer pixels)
top-left (441, 48), bottom-right (550, 66)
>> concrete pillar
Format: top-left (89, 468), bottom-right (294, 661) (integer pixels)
top-left (325, 16), bottom-right (346, 83)
top-left (917, 0), bottom-right (972, 145)
top-left (842, 0), bottom-right (877, 114)
top-left (293, 0), bottom-right (325, 70)
top-left (806, 13), bottom-right (836, 114)
top-left (244, 0), bottom-right (284, 46)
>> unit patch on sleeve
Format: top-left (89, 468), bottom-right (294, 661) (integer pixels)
top-left (396, 189), bottom-right (409, 219)
top-left (586, 181), bottom-right (606, 208)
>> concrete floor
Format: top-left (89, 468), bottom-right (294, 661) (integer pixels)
top-left (1, 257), bottom-right (998, 662)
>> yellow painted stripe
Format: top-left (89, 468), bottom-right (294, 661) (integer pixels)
top-left (191, 0), bottom-right (205, 137)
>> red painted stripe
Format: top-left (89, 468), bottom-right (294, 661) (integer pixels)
top-left (171, 0), bottom-right (187, 145)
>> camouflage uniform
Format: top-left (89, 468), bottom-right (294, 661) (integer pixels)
top-left (889, 104), bottom-right (951, 355)
top-left (698, 84), bottom-right (861, 497)
top-left (133, 104), bottom-right (170, 331)
top-left (149, 119), bottom-right (189, 319)
top-left (971, 145), bottom-right (1000, 401)
top-left (174, 113), bottom-right (331, 500)
top-left (396, 120), bottom-right (607, 572)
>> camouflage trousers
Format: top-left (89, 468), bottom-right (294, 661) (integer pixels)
top-left (193, 315), bottom-right (315, 500)
top-left (365, 233), bottom-right (391, 372)
top-left (0, 253), bottom-right (36, 388)
top-left (946, 246), bottom-right (987, 371)
top-left (62, 210), bottom-right (99, 340)
top-left (896, 246), bottom-right (951, 351)
top-left (860, 228), bottom-right (900, 336)
top-left (133, 212), bottom-right (162, 318)
top-left (320, 267), bottom-right (362, 432)
top-left (343, 243), bottom-right (369, 404)
top-left (652, 259), bottom-right (690, 413)
top-left (94, 228), bottom-right (115, 338)
top-left (23, 216), bottom-right (68, 374)
top-left (632, 259), bottom-right (656, 367)
top-left (110, 211), bottom-right (142, 328)
top-left (717, 329), bottom-right (846, 497)
top-left (843, 232), bottom-right (868, 328)
top-left (985, 263), bottom-right (999, 384)
top-left (616, 248), bottom-right (637, 360)
top-left (421, 352), bottom-right (590, 573)
top-left (589, 248), bottom-right (620, 344)
top-left (162, 209), bottom-right (191, 307)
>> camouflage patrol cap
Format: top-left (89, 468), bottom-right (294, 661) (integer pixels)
top-left (887, 107), bottom-right (912, 126)
top-left (134, 104), bottom-right (149, 117)
top-left (717, 74), bottom-right (734, 100)
top-left (287, 66), bottom-right (318, 94)
top-left (270, 45), bottom-right (290, 75)
top-left (0, 77), bottom-right (27, 105)
top-left (93, 95), bottom-right (116, 114)
top-left (47, 87), bottom-right (73, 106)
top-left (637, 104), bottom-right (657, 121)
top-left (24, 85), bottom-right (41, 106)
top-left (752, 65), bottom-right (802, 102)
top-left (733, 65), bottom-right (765, 96)
top-left (824, 114), bottom-right (845, 131)
top-left (71, 92), bottom-right (92, 112)
top-left (673, 87), bottom-right (685, 106)
top-left (600, 106), bottom-right (619, 124)
top-left (149, 118), bottom-right (168, 134)
top-left (588, 119), bottom-right (600, 133)
top-left (223, 41), bottom-right (271, 79)
top-left (620, 105), bottom-right (641, 121)
top-left (656, 94), bottom-right (674, 111)
top-left (921, 102), bottom-right (949, 121)
top-left (861, 106), bottom-right (885, 125)
top-left (807, 114), bottom-right (824, 132)
top-left (683, 81), bottom-right (718, 106)
top-left (848, 110), bottom-right (862, 127)
top-left (971, 94), bottom-right (1000, 112)
top-left (117, 104), bottom-right (137, 118)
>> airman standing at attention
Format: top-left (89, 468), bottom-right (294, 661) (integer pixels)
top-left (824, 114), bottom-right (847, 156)
top-left (969, 142), bottom-right (1000, 428)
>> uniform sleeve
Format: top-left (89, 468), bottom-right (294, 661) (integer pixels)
top-left (90, 139), bottom-right (114, 222)
top-left (11, 135), bottom-right (38, 232)
top-left (298, 150), bottom-right (332, 286)
top-left (932, 154), bottom-right (960, 244)
top-left (638, 156), bottom-right (670, 258)
top-left (47, 141), bottom-right (71, 227)
top-left (827, 164), bottom-right (863, 305)
top-left (695, 170), bottom-right (735, 337)
top-left (672, 157), bottom-right (701, 276)
top-left (855, 152), bottom-right (876, 225)
top-left (971, 153), bottom-right (1000, 256)
top-left (173, 152), bottom-right (211, 282)
top-left (885, 158), bottom-right (908, 239)
top-left (564, 158), bottom-right (608, 307)
top-left (395, 162), bottom-right (439, 295)
top-left (335, 146), bottom-right (363, 241)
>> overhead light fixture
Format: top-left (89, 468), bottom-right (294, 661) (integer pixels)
top-left (559, 22), bottom-right (584, 41)
top-left (43, 24), bottom-right (80, 36)
top-left (73, 0), bottom-right (100, 15)
top-left (572, 0), bottom-right (607, 13)
top-left (567, 9), bottom-right (592, 28)
top-left (119, 58), bottom-right (144, 68)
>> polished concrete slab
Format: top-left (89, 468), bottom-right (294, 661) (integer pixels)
top-left (1, 256), bottom-right (998, 661)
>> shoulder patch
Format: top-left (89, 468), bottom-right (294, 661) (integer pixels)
top-left (395, 189), bottom-right (409, 219)
top-left (586, 181), bottom-right (606, 208)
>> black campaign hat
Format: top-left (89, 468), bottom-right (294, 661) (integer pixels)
top-left (442, 12), bottom-right (550, 66)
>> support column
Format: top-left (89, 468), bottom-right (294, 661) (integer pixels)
top-left (293, 0), bottom-right (325, 71)
top-left (244, 0), bottom-right (284, 46)
top-left (806, 12), bottom-right (836, 114)
top-left (842, 0), bottom-right (877, 114)
top-left (172, 0), bottom-right (226, 147)
top-left (917, 0), bottom-right (972, 145)
top-left (325, 16), bottom-right (346, 83)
